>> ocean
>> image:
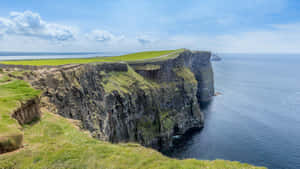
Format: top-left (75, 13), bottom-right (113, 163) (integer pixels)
top-left (170, 54), bottom-right (300, 169)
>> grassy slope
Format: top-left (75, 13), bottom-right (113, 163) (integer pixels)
top-left (0, 49), bottom-right (183, 66)
top-left (0, 73), bottom-right (40, 136)
top-left (0, 111), bottom-right (265, 169)
top-left (0, 72), bottom-right (40, 153)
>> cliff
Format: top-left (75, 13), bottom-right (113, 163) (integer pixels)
top-left (12, 49), bottom-right (213, 151)
top-left (0, 50), bottom-right (266, 169)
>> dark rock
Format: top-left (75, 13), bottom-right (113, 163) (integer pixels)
top-left (211, 53), bottom-right (222, 61)
top-left (19, 49), bottom-right (215, 152)
top-left (12, 97), bottom-right (41, 125)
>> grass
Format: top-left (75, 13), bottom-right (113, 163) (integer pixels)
top-left (0, 75), bottom-right (11, 83)
top-left (101, 66), bottom-right (159, 95)
top-left (0, 49), bottom-right (184, 66)
top-left (0, 110), bottom-right (266, 169)
top-left (132, 64), bottom-right (161, 71)
top-left (8, 70), bottom-right (31, 78)
top-left (0, 73), bottom-right (40, 152)
top-left (174, 67), bottom-right (198, 85)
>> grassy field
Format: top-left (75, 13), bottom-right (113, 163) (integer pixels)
top-left (0, 49), bottom-right (184, 66)
top-left (0, 109), bottom-right (266, 169)
top-left (0, 73), bottom-right (40, 134)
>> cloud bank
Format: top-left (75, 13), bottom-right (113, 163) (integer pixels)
top-left (0, 11), bottom-right (76, 41)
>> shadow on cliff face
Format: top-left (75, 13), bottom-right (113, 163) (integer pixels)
top-left (163, 99), bottom-right (214, 156)
top-left (200, 99), bottom-right (213, 111)
top-left (162, 127), bottom-right (203, 156)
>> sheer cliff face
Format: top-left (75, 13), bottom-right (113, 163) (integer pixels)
top-left (29, 50), bottom-right (214, 151)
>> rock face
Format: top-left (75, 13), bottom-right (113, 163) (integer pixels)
top-left (12, 97), bottom-right (41, 125)
top-left (22, 49), bottom-right (214, 151)
top-left (0, 134), bottom-right (23, 154)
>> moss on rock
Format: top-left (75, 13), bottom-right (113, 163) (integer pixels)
top-left (101, 65), bottom-right (159, 95)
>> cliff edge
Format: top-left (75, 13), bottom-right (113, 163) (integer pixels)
top-left (0, 50), bottom-right (267, 169)
top-left (8, 49), bottom-right (213, 151)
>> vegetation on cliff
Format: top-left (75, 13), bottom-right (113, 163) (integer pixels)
top-left (101, 66), bottom-right (158, 95)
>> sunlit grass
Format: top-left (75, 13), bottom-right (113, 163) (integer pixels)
top-left (0, 111), bottom-right (266, 169)
top-left (0, 73), bottom-right (40, 146)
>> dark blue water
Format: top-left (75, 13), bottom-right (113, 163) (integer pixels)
top-left (171, 54), bottom-right (300, 169)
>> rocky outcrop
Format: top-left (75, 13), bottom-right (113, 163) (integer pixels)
top-left (0, 133), bottom-right (23, 154)
top-left (10, 49), bottom-right (214, 151)
top-left (12, 97), bottom-right (41, 125)
top-left (131, 50), bottom-right (214, 103)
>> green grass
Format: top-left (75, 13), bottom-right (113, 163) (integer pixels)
top-left (174, 67), bottom-right (198, 85)
top-left (0, 73), bottom-right (40, 150)
top-left (0, 111), bottom-right (266, 169)
top-left (132, 64), bottom-right (161, 71)
top-left (0, 49), bottom-right (184, 66)
top-left (0, 75), bottom-right (12, 83)
top-left (101, 66), bottom-right (159, 95)
top-left (8, 70), bottom-right (31, 78)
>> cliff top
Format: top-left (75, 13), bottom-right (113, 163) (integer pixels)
top-left (0, 49), bottom-right (185, 66)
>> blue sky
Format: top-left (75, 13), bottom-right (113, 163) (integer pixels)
top-left (1, 0), bottom-right (300, 53)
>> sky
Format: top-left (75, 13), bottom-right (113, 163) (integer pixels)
top-left (0, 0), bottom-right (300, 53)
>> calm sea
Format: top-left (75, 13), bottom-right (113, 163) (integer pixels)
top-left (170, 54), bottom-right (300, 169)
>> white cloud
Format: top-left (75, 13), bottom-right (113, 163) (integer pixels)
top-left (136, 34), bottom-right (155, 45)
top-left (87, 30), bottom-right (124, 42)
top-left (132, 23), bottom-right (300, 53)
top-left (0, 10), bottom-right (76, 41)
top-left (216, 23), bottom-right (300, 53)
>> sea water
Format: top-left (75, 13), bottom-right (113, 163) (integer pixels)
top-left (171, 54), bottom-right (300, 169)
